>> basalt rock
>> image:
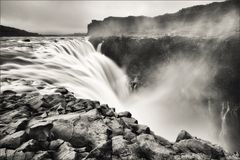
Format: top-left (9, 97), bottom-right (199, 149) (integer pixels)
top-left (176, 130), bottom-right (193, 142)
top-left (0, 89), bottom-right (239, 160)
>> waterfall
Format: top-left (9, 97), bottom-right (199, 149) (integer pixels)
top-left (0, 37), bottom-right (226, 147)
top-left (1, 38), bottom-right (129, 109)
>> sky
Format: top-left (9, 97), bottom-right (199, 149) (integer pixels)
top-left (1, 0), bottom-right (224, 34)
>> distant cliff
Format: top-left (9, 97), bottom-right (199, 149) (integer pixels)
top-left (88, 0), bottom-right (239, 38)
top-left (0, 25), bottom-right (40, 37)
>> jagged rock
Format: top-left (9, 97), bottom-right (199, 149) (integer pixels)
top-left (0, 148), bottom-right (6, 159)
top-left (84, 109), bottom-right (102, 121)
top-left (27, 121), bottom-right (53, 141)
top-left (98, 104), bottom-right (116, 117)
top-left (52, 119), bottom-right (74, 142)
top-left (42, 94), bottom-right (64, 108)
top-left (0, 106), bottom-right (29, 123)
top-left (4, 118), bottom-right (29, 135)
top-left (0, 131), bottom-right (27, 149)
top-left (0, 90), bottom-right (239, 160)
top-left (13, 151), bottom-right (34, 160)
top-left (70, 101), bottom-right (85, 112)
top-left (173, 138), bottom-right (225, 159)
top-left (40, 111), bottom-right (48, 118)
top-left (154, 135), bottom-right (172, 147)
top-left (24, 93), bottom-right (43, 110)
top-left (174, 153), bottom-right (209, 160)
top-left (6, 149), bottom-right (15, 160)
top-left (123, 128), bottom-right (136, 142)
top-left (56, 102), bottom-right (66, 114)
top-left (32, 151), bottom-right (50, 160)
top-left (49, 139), bottom-right (64, 150)
top-left (64, 93), bottom-right (76, 103)
top-left (55, 142), bottom-right (77, 160)
top-left (176, 130), bottom-right (193, 142)
top-left (132, 124), bottom-right (150, 135)
top-left (71, 117), bottom-right (110, 148)
top-left (118, 111), bottom-right (132, 118)
top-left (55, 87), bottom-right (69, 95)
top-left (136, 134), bottom-right (175, 159)
top-left (121, 117), bottom-right (138, 126)
top-left (112, 135), bottom-right (131, 158)
top-left (104, 117), bottom-right (123, 136)
top-left (16, 139), bottom-right (39, 152)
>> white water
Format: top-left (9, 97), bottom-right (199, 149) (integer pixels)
top-left (0, 37), bottom-right (218, 144)
top-left (1, 38), bottom-right (129, 109)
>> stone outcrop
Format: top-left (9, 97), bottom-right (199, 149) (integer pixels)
top-left (0, 87), bottom-right (239, 159)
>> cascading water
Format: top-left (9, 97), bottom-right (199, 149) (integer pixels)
top-left (0, 38), bottom-right (129, 109)
top-left (97, 41), bottom-right (103, 53)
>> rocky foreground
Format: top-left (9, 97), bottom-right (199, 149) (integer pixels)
top-left (0, 87), bottom-right (240, 160)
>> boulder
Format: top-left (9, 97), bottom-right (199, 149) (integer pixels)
top-left (16, 139), bottom-right (39, 152)
top-left (118, 111), bottom-right (132, 118)
top-left (4, 118), bottom-right (28, 134)
top-left (176, 130), bottom-right (193, 142)
top-left (173, 138), bottom-right (225, 159)
top-left (49, 139), bottom-right (64, 150)
top-left (123, 128), bottom-right (136, 142)
top-left (52, 119), bottom-right (74, 142)
top-left (112, 135), bottom-right (131, 158)
top-left (55, 142), bottom-right (77, 160)
top-left (0, 148), bottom-right (6, 159)
top-left (71, 117), bottom-right (110, 148)
top-left (0, 106), bottom-right (30, 123)
top-left (154, 135), bottom-right (172, 147)
top-left (55, 87), bottom-right (69, 95)
top-left (6, 149), bottom-right (15, 160)
top-left (121, 117), bottom-right (138, 126)
top-left (27, 121), bottom-right (53, 141)
top-left (32, 151), bottom-right (50, 160)
top-left (136, 134), bottom-right (175, 159)
top-left (0, 131), bottom-right (27, 149)
top-left (13, 151), bottom-right (34, 160)
top-left (24, 93), bottom-right (43, 110)
top-left (104, 117), bottom-right (123, 136)
top-left (133, 124), bottom-right (150, 134)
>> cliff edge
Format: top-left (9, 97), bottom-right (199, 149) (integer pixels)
top-left (88, 0), bottom-right (239, 38)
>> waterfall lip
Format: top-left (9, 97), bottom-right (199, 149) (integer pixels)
top-left (1, 37), bottom-right (130, 111)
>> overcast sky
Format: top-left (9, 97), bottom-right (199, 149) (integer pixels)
top-left (1, 0), bottom-right (223, 34)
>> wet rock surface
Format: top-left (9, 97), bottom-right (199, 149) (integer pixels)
top-left (0, 89), bottom-right (239, 160)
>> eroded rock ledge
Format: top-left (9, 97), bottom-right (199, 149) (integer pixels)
top-left (0, 88), bottom-right (239, 160)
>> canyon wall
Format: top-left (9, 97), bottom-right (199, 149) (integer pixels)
top-left (88, 0), bottom-right (239, 38)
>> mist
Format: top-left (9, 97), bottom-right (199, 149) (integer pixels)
top-left (125, 55), bottom-right (219, 143)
